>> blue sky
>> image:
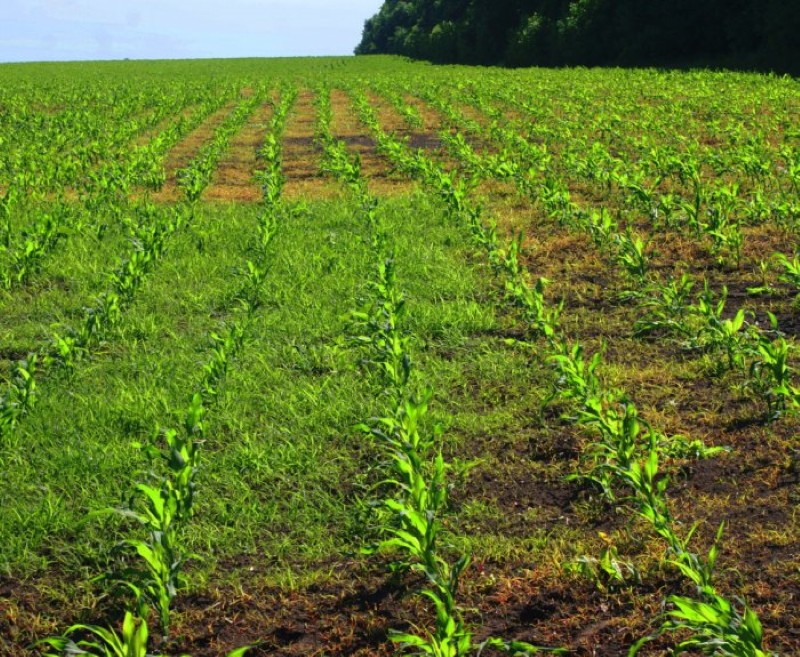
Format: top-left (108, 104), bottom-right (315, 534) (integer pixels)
top-left (0, 0), bottom-right (384, 62)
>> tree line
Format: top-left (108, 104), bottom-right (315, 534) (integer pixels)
top-left (355, 0), bottom-right (799, 74)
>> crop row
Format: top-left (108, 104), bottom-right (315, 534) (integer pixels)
top-left (344, 86), bottom-right (778, 655)
top-left (38, 80), bottom-right (300, 657)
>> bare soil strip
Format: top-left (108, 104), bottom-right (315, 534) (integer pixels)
top-left (363, 90), bottom-right (436, 155)
top-left (329, 89), bottom-right (414, 197)
top-left (151, 99), bottom-right (240, 204)
top-left (203, 94), bottom-right (276, 203)
top-left (282, 89), bottom-right (338, 201)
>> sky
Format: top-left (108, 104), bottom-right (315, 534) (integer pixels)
top-left (0, 0), bottom-right (384, 63)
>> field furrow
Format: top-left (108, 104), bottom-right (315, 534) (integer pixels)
top-left (281, 89), bottom-right (337, 200)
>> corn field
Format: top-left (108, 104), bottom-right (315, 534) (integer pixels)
top-left (0, 56), bottom-right (798, 657)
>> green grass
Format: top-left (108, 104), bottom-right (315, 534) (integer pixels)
top-left (0, 192), bottom-right (534, 586)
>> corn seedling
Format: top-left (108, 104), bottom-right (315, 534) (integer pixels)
top-left (336, 127), bottom-right (561, 654)
top-left (613, 229), bottom-right (650, 283)
top-left (585, 209), bottom-right (618, 252)
top-left (746, 260), bottom-right (777, 297)
top-left (677, 160), bottom-right (705, 236)
top-left (0, 354), bottom-right (38, 443)
top-left (603, 436), bottom-right (771, 656)
top-left (103, 201), bottom-right (271, 634)
top-left (571, 398), bottom-right (645, 501)
top-left (496, 235), bottom-right (561, 341)
top-left (634, 273), bottom-right (695, 337)
top-left (111, 417), bottom-right (201, 634)
top-left (705, 211), bottom-right (744, 268)
top-left (39, 611), bottom-right (251, 657)
top-left (51, 205), bottom-right (184, 371)
top-left (0, 204), bottom-right (67, 290)
top-left (546, 340), bottom-right (605, 413)
top-left (644, 592), bottom-right (773, 657)
top-left (773, 252), bottom-right (800, 300)
top-left (567, 536), bottom-right (641, 593)
top-left (747, 320), bottom-right (799, 420)
top-left (108, 307), bottom-right (249, 633)
top-left (39, 611), bottom-right (151, 657)
top-left (349, 253), bottom-right (412, 396)
top-left (0, 185), bottom-right (17, 250)
top-left (686, 284), bottom-right (755, 374)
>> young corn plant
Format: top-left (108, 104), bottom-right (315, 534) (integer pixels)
top-left (567, 535), bottom-right (641, 593)
top-left (539, 333), bottom-right (771, 653)
top-left (686, 284), bottom-right (756, 375)
top-left (747, 324), bottom-right (799, 421)
top-left (349, 254), bottom-right (412, 397)
top-left (704, 187), bottom-right (744, 268)
top-left (1, 204), bottom-right (184, 444)
top-left (440, 131), bottom-right (484, 179)
top-left (625, 444), bottom-right (774, 657)
top-left (746, 259), bottom-right (777, 297)
top-left (105, 200), bottom-right (271, 634)
top-left (497, 236), bottom-right (562, 342)
top-left (0, 204), bottom-right (68, 290)
top-left (773, 251), bottom-right (800, 301)
top-left (255, 133), bottom-right (284, 208)
top-left (0, 185), bottom-right (17, 250)
top-left (646, 593), bottom-right (773, 657)
top-left (571, 398), bottom-right (646, 501)
top-left (0, 354), bottom-right (38, 444)
top-left (634, 273), bottom-right (695, 337)
top-left (615, 169), bottom-right (663, 217)
top-left (51, 204), bottom-right (184, 370)
top-left (341, 158), bottom-right (473, 656)
top-left (364, 391), bottom-right (543, 656)
top-left (546, 339), bottom-right (606, 414)
top-left (613, 229), bottom-right (650, 284)
top-left (40, 610), bottom-right (250, 657)
top-left (539, 177), bottom-right (575, 226)
top-left (109, 294), bottom-right (250, 633)
top-left (111, 397), bottom-right (203, 635)
top-left (585, 209), bottom-right (618, 252)
top-left (337, 129), bottom-right (558, 655)
top-left (565, 398), bottom-right (769, 655)
top-left (253, 92), bottom-right (294, 261)
top-left (677, 160), bottom-right (705, 236)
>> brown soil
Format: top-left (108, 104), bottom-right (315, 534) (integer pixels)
top-left (151, 100), bottom-right (241, 204)
top-left (478, 193), bottom-right (800, 650)
top-left (0, 557), bottom-right (671, 657)
top-left (282, 89), bottom-right (339, 201)
top-left (364, 91), bottom-right (446, 167)
top-left (203, 93), bottom-right (277, 203)
top-left (329, 90), bottom-right (413, 197)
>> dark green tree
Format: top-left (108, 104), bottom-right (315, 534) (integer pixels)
top-left (355, 0), bottom-right (799, 74)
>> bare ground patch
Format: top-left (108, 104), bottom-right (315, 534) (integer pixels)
top-left (203, 94), bottom-right (277, 203)
top-left (330, 89), bottom-right (414, 198)
top-left (151, 99), bottom-right (241, 204)
top-left (282, 89), bottom-right (339, 201)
